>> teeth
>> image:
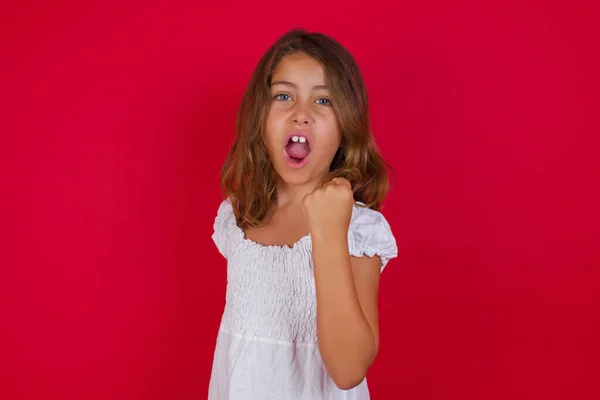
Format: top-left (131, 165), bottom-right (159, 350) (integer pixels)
top-left (291, 136), bottom-right (307, 143)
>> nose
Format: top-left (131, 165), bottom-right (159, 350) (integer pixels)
top-left (291, 102), bottom-right (314, 126)
top-left (293, 114), bottom-right (311, 125)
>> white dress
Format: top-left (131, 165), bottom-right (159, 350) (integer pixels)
top-left (209, 199), bottom-right (398, 400)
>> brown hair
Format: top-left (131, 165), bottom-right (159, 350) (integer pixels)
top-left (220, 29), bottom-right (393, 228)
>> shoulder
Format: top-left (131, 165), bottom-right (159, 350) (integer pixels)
top-left (348, 202), bottom-right (398, 271)
top-left (350, 202), bottom-right (390, 228)
top-left (216, 198), bottom-right (234, 216)
top-left (214, 198), bottom-right (236, 231)
top-left (211, 198), bottom-right (240, 259)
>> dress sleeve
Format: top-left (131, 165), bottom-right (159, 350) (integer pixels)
top-left (348, 207), bottom-right (398, 271)
top-left (211, 198), bottom-right (237, 259)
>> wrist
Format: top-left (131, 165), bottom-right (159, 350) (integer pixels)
top-left (310, 224), bottom-right (348, 245)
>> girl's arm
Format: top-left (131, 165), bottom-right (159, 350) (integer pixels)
top-left (303, 177), bottom-right (381, 390)
top-left (312, 230), bottom-right (381, 390)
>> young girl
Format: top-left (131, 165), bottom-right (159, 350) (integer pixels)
top-left (209, 29), bottom-right (397, 400)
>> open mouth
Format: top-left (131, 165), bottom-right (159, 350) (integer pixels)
top-left (284, 134), bottom-right (311, 165)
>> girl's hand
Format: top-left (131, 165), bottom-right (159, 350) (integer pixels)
top-left (303, 178), bottom-right (353, 240)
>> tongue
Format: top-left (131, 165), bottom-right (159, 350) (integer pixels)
top-left (286, 141), bottom-right (310, 160)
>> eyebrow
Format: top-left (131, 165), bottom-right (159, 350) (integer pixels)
top-left (270, 80), bottom-right (329, 91)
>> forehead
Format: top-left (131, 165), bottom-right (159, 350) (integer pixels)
top-left (271, 53), bottom-right (327, 86)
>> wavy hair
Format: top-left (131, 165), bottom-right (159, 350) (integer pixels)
top-left (220, 29), bottom-right (393, 228)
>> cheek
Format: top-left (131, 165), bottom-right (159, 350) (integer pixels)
top-left (266, 104), bottom-right (288, 127)
top-left (263, 110), bottom-right (282, 156)
top-left (324, 115), bottom-right (342, 149)
top-left (315, 126), bottom-right (342, 164)
top-left (264, 110), bottom-right (282, 148)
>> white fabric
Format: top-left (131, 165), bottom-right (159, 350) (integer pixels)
top-left (209, 199), bottom-right (398, 400)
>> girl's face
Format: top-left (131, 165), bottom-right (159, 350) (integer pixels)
top-left (264, 52), bottom-right (342, 188)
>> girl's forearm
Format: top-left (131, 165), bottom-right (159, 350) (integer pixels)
top-left (312, 233), bottom-right (377, 390)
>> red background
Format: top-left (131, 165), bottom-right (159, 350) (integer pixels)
top-left (1, 1), bottom-right (599, 399)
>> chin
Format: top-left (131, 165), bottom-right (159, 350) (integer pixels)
top-left (277, 169), bottom-right (314, 186)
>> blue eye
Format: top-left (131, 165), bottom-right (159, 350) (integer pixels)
top-left (316, 98), bottom-right (332, 106)
top-left (274, 93), bottom-right (292, 101)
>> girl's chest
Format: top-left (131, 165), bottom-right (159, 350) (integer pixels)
top-left (227, 242), bottom-right (317, 304)
top-left (224, 244), bottom-right (318, 336)
top-left (227, 241), bottom-right (315, 290)
top-left (243, 211), bottom-right (310, 248)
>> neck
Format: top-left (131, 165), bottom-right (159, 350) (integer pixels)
top-left (275, 177), bottom-right (325, 208)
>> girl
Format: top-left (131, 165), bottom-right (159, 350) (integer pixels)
top-left (209, 29), bottom-right (397, 400)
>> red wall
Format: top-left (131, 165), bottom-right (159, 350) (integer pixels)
top-left (1, 1), bottom-right (598, 399)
